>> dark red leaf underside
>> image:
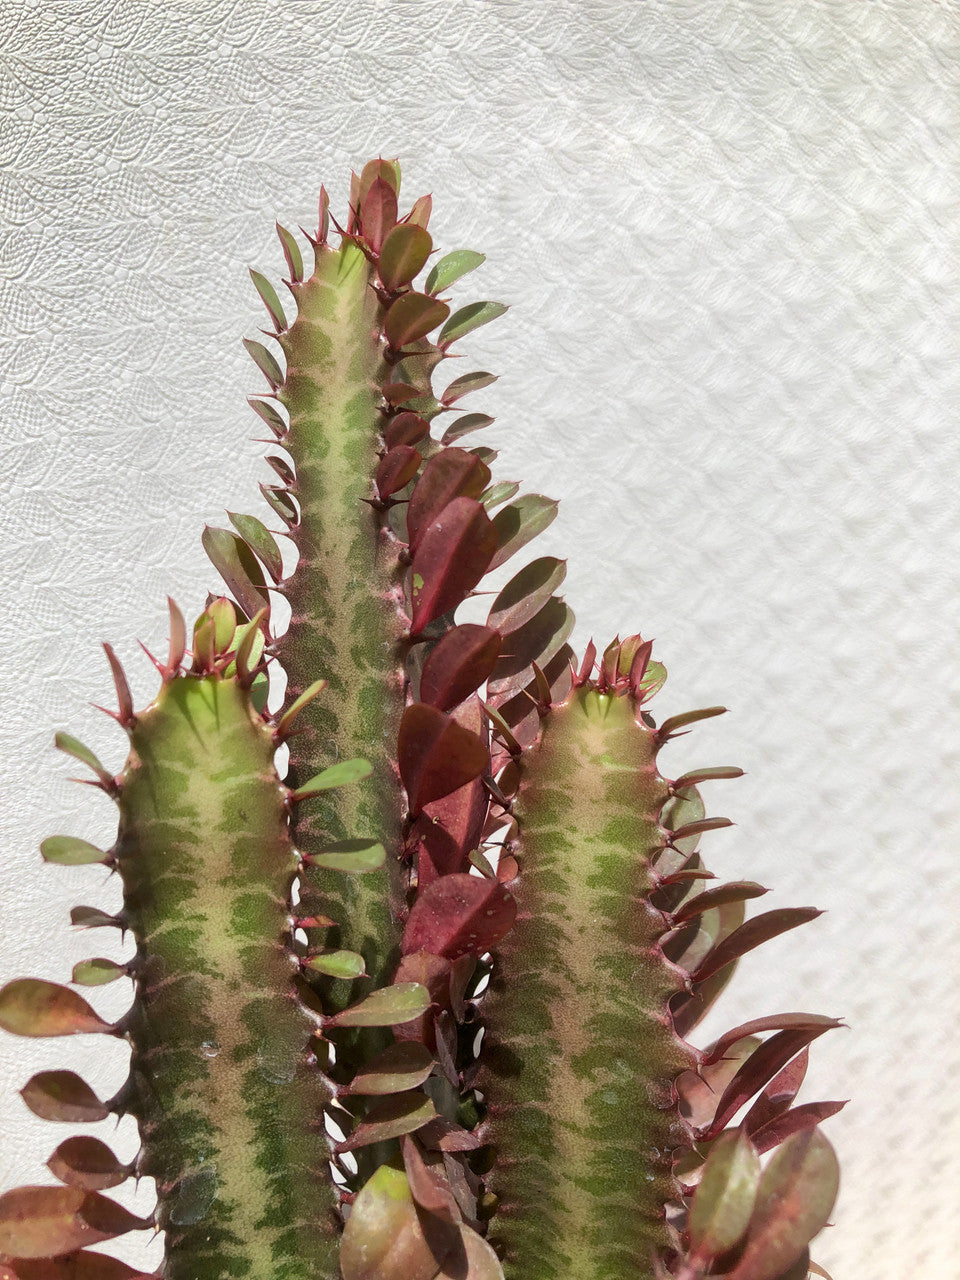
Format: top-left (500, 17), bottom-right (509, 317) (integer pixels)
top-left (385, 411), bottom-right (431, 448)
top-left (376, 445), bottom-right (422, 499)
top-left (406, 450), bottom-right (492, 552)
top-left (402, 872), bottom-right (516, 960)
top-left (703, 1014), bottom-right (843, 1067)
top-left (419, 625), bottom-right (502, 713)
top-left (703, 1026), bottom-right (839, 1138)
top-left (750, 1101), bottom-right (847, 1155)
top-left (398, 703), bottom-right (490, 814)
top-left (744, 1048), bottom-right (809, 1133)
top-left (691, 908), bottom-right (824, 984)
top-left (486, 597), bottom-right (573, 698)
top-left (409, 498), bottom-right (498, 635)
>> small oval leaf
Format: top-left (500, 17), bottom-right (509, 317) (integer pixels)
top-left (0, 1186), bottom-right (146, 1260)
top-left (409, 497), bottom-right (498, 635)
top-left (407, 449), bottom-right (491, 551)
top-left (384, 411), bottom-right (430, 449)
top-left (384, 293), bottom-right (450, 349)
top-left (376, 445), bottom-right (422, 500)
top-left (249, 268), bottom-right (286, 331)
top-left (425, 249), bottom-right (485, 295)
top-left (419, 625), bottom-right (501, 713)
top-left (41, 837), bottom-right (110, 867)
top-left (489, 494), bottom-right (559, 571)
top-left (0, 980), bottom-right (112, 1038)
top-left (336, 1090), bottom-right (437, 1152)
top-left (53, 736), bottom-right (113, 790)
top-left (398, 704), bottom-right (490, 814)
top-left (242, 337), bottom-right (284, 388)
top-left (340, 1165), bottom-right (456, 1280)
top-left (439, 301), bottom-right (508, 346)
top-left (688, 1128), bottom-right (761, 1260)
top-left (227, 512), bottom-right (284, 583)
top-left (291, 758), bottom-right (373, 801)
top-left (487, 556), bottom-right (567, 634)
top-left (201, 526), bottom-right (270, 622)
top-left (71, 959), bottom-right (126, 988)
top-left (48, 1137), bottom-right (130, 1192)
top-left (305, 949), bottom-right (366, 980)
top-left (327, 982), bottom-right (432, 1029)
top-left (304, 839), bottom-right (386, 874)
top-left (348, 1042), bottom-right (435, 1096)
top-left (440, 370), bottom-right (497, 406)
top-left (440, 412), bottom-right (495, 445)
top-left (21, 1071), bottom-right (109, 1123)
top-left (379, 223), bottom-right (433, 290)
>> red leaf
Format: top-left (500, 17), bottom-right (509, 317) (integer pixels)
top-left (48, 1137), bottom-right (129, 1192)
top-left (5, 1251), bottom-right (152, 1278)
top-left (399, 704), bottom-right (489, 814)
top-left (691, 908), bottom-right (824, 983)
top-left (744, 1048), bottom-right (810, 1135)
top-left (703, 1027), bottom-right (840, 1139)
top-left (751, 1100), bottom-right (847, 1155)
top-left (419, 625), bottom-right (502, 713)
top-left (401, 1138), bottom-right (460, 1221)
top-left (671, 882), bottom-right (768, 927)
top-left (336, 1090), bottom-right (436, 1152)
top-left (0, 1187), bottom-right (146, 1261)
top-left (376, 445), bottom-right (421, 499)
top-left (360, 176), bottom-right (398, 251)
top-left (21, 1072), bottom-right (109, 1123)
top-left (384, 293), bottom-right (450, 349)
top-left (402, 872), bottom-right (516, 960)
top-left (409, 497), bottom-right (498, 634)
top-left (406, 449), bottom-right (492, 552)
top-left (384, 411), bottom-right (430, 448)
top-left (702, 1014), bottom-right (843, 1068)
top-left (486, 598), bottom-right (574, 698)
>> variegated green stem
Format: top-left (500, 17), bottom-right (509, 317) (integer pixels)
top-left (480, 688), bottom-right (695, 1280)
top-left (119, 673), bottom-right (337, 1280)
top-left (275, 238), bottom-right (405, 1023)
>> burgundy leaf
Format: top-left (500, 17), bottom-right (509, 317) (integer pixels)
top-left (360, 176), bottom-right (398, 251)
top-left (385, 293), bottom-right (450, 349)
top-left (488, 494), bottom-right (558, 572)
top-left (691, 908), bottom-right (824, 984)
top-left (750, 1101), bottom-right (847, 1156)
top-left (0, 1187), bottom-right (147, 1260)
top-left (201, 526), bottom-right (270, 622)
top-left (399, 703), bottom-right (489, 814)
top-left (4, 1251), bottom-right (152, 1278)
top-left (676, 1036), bottom-right (762, 1131)
top-left (744, 1048), bottom-right (810, 1135)
top-left (401, 1138), bottom-right (460, 1221)
top-left (384, 411), bottom-right (430, 448)
top-left (409, 497), bottom-right (498, 634)
top-left (487, 556), bottom-right (567, 634)
top-left (376, 445), bottom-right (422, 499)
top-left (402, 872), bottom-right (516, 960)
top-left (440, 370), bottom-right (497, 406)
top-left (671, 882), bottom-right (768, 927)
top-left (702, 1014), bottom-right (843, 1068)
top-left (48, 1137), bottom-right (130, 1192)
top-left (20, 1072), bottom-right (109, 1123)
top-left (382, 382), bottom-right (422, 405)
top-left (419, 625), bottom-right (502, 712)
top-left (703, 1027), bottom-right (840, 1139)
top-left (486, 598), bottom-right (574, 698)
top-left (407, 450), bottom-right (492, 552)
top-left (392, 951), bottom-right (454, 1048)
top-left (673, 765), bottom-right (745, 789)
top-left (336, 1090), bottom-right (436, 1152)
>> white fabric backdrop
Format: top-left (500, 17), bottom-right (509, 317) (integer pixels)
top-left (1, 2), bottom-right (957, 1276)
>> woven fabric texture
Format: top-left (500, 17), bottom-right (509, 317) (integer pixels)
top-left (1, 2), bottom-right (957, 1276)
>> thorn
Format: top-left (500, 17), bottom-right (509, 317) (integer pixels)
top-left (138, 640), bottom-right (165, 676)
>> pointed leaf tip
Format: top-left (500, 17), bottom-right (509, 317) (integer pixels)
top-left (425, 248), bottom-right (486, 295)
top-left (439, 300), bottom-right (509, 346)
top-left (327, 982), bottom-right (432, 1029)
top-left (249, 268), bottom-right (287, 331)
top-left (0, 1186), bottom-right (147, 1260)
top-left (0, 980), bottom-right (113, 1038)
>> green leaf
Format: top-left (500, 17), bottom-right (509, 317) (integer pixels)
top-left (248, 396), bottom-right (288, 438)
top-left (439, 301), bottom-right (508, 346)
top-left (425, 249), bottom-right (486, 295)
top-left (305, 949), bottom-right (366, 980)
top-left (327, 982), bottom-right (432, 1028)
top-left (54, 735), bottom-right (113, 790)
top-left (41, 836), bottom-right (110, 867)
top-left (201, 525), bottom-right (271, 622)
top-left (480, 480), bottom-right (520, 510)
top-left (688, 1128), bottom-right (761, 1260)
top-left (242, 337), bottom-right (284, 388)
top-left (71, 958), bottom-right (126, 987)
top-left (379, 223), bottom-right (433, 291)
top-left (276, 221), bottom-right (304, 282)
top-left (305, 839), bottom-right (386, 874)
top-left (0, 979), bottom-right (112, 1038)
top-left (489, 494), bottom-right (559, 571)
top-left (487, 556), bottom-right (567, 634)
top-left (440, 370), bottom-right (497, 406)
top-left (228, 511), bottom-right (284, 582)
top-left (249, 268), bottom-right (287, 331)
top-left (347, 1042), bottom-right (435, 1096)
top-left (291, 758), bottom-right (373, 800)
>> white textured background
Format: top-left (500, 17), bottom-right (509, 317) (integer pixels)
top-left (1, 2), bottom-right (958, 1276)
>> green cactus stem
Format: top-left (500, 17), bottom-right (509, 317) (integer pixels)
top-left (479, 637), bottom-right (841, 1280)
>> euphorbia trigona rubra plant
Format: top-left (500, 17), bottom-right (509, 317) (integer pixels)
top-left (0, 159), bottom-right (843, 1280)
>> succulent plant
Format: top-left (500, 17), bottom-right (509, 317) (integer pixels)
top-left (0, 160), bottom-right (842, 1280)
